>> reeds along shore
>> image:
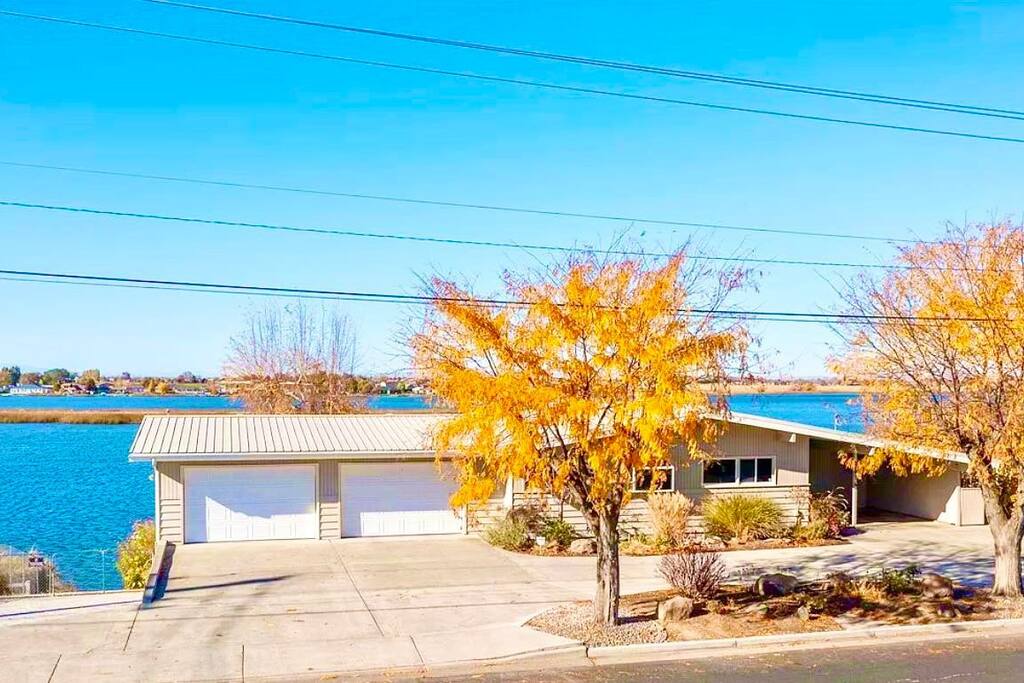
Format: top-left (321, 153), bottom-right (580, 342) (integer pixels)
top-left (0, 410), bottom-right (223, 424)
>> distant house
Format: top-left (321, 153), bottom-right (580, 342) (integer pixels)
top-left (8, 384), bottom-right (53, 396)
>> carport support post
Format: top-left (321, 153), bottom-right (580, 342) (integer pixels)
top-left (850, 449), bottom-right (859, 528)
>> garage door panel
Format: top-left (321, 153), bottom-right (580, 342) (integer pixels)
top-left (184, 465), bottom-right (317, 543)
top-left (340, 463), bottom-right (464, 537)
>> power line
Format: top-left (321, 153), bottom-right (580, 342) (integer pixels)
top-left (0, 199), bottom-right (911, 270)
top-left (0, 268), bottom-right (1008, 324)
top-left (147, 0), bottom-right (1024, 122)
top-left (0, 160), bottom-right (922, 244)
top-left (3, 10), bottom-right (1023, 145)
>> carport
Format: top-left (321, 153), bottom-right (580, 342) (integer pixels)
top-left (808, 432), bottom-right (985, 527)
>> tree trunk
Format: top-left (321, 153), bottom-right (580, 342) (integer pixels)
top-left (593, 507), bottom-right (621, 625)
top-left (990, 517), bottom-right (1024, 597)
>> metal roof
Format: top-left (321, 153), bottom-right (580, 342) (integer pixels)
top-left (129, 413), bottom-right (449, 461)
top-left (128, 410), bottom-right (967, 464)
top-left (724, 411), bottom-right (968, 464)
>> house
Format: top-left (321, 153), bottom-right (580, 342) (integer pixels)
top-left (8, 383), bottom-right (53, 396)
top-left (128, 412), bottom-right (980, 546)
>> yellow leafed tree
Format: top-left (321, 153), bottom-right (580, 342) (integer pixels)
top-left (835, 223), bottom-right (1024, 596)
top-left (412, 253), bottom-right (747, 624)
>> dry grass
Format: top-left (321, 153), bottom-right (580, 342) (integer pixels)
top-left (0, 409), bottom-right (242, 424)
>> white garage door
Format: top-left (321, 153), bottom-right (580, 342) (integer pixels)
top-left (340, 462), bottom-right (464, 537)
top-left (184, 465), bottom-right (317, 543)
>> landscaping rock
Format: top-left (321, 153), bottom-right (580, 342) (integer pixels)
top-left (657, 596), bottom-right (695, 624)
top-left (568, 538), bottom-right (596, 555)
top-left (826, 571), bottom-right (854, 594)
top-left (924, 600), bottom-right (960, 619)
top-left (737, 602), bottom-right (770, 621)
top-left (921, 572), bottom-right (955, 599)
top-left (753, 573), bottom-right (800, 597)
top-left (797, 604), bottom-right (812, 622)
top-left (698, 537), bottom-right (727, 551)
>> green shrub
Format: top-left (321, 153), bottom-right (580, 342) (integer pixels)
top-left (539, 517), bottom-right (576, 548)
top-left (505, 503), bottom-right (545, 533)
top-left (877, 565), bottom-right (921, 595)
top-left (484, 516), bottom-right (532, 551)
top-left (647, 492), bottom-right (695, 548)
top-left (116, 520), bottom-right (156, 590)
top-left (792, 519), bottom-right (830, 542)
top-left (702, 494), bottom-right (783, 543)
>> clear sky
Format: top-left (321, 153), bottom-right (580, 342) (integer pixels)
top-left (2, 1), bottom-right (1022, 378)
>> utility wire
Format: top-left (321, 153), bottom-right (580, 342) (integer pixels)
top-left (0, 268), bottom-right (1009, 324)
top-left (0, 161), bottom-right (923, 245)
top-left (2, 10), bottom-right (1023, 145)
top-left (146, 0), bottom-right (1024, 122)
top-left (0, 199), bottom-right (911, 270)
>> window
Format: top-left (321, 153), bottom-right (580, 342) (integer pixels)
top-left (702, 457), bottom-right (775, 486)
top-left (632, 465), bottom-right (675, 493)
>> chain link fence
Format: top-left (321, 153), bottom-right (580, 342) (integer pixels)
top-left (0, 545), bottom-right (117, 595)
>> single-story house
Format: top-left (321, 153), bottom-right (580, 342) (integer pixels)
top-left (8, 383), bottom-right (53, 395)
top-left (128, 412), bottom-right (983, 545)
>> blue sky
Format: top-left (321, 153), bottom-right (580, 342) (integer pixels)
top-left (2, 1), bottom-right (1022, 377)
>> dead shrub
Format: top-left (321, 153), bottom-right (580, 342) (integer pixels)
top-left (659, 551), bottom-right (726, 601)
top-left (647, 492), bottom-right (695, 548)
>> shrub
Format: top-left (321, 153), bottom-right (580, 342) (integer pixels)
top-left (702, 494), bottom-right (783, 543)
top-left (659, 551), bottom-right (726, 600)
top-left (620, 534), bottom-right (655, 555)
top-left (792, 519), bottom-right (830, 542)
top-left (116, 520), bottom-right (156, 590)
top-left (506, 503), bottom-right (545, 533)
top-left (808, 489), bottom-right (850, 538)
top-left (877, 565), bottom-right (921, 595)
top-left (539, 517), bottom-right (576, 548)
top-left (647, 492), bottom-right (695, 548)
top-left (484, 515), bottom-right (533, 551)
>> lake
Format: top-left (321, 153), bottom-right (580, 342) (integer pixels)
top-left (0, 393), bottom-right (434, 412)
top-left (0, 392), bottom-right (861, 590)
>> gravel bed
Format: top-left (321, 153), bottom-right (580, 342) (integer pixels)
top-left (527, 602), bottom-right (667, 646)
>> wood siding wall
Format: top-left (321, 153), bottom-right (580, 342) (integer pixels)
top-left (151, 423), bottom-right (812, 542)
top-left (513, 486), bottom-right (809, 538)
top-left (155, 462), bottom-right (184, 543)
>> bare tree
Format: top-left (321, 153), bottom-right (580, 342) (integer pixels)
top-left (225, 302), bottom-right (363, 413)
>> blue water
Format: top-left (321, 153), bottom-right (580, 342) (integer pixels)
top-left (0, 394), bottom-right (433, 411)
top-left (0, 424), bottom-right (151, 591)
top-left (729, 393), bottom-right (863, 431)
top-left (0, 392), bottom-right (860, 591)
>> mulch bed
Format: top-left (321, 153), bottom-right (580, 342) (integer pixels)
top-left (527, 583), bottom-right (1024, 647)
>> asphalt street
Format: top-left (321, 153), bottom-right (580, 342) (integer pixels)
top-left (386, 631), bottom-right (1024, 682)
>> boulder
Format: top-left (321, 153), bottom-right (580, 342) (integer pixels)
top-left (921, 572), bottom-right (954, 599)
top-left (737, 602), bottom-right (770, 620)
top-left (568, 538), bottom-right (596, 555)
top-left (796, 604), bottom-right (812, 622)
top-left (657, 596), bottom-right (695, 623)
top-left (699, 538), bottom-right (727, 551)
top-left (753, 573), bottom-right (800, 597)
top-left (925, 600), bottom-right (959, 619)
top-left (826, 571), bottom-right (854, 594)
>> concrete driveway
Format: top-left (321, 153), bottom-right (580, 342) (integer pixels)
top-left (0, 519), bottom-right (1007, 681)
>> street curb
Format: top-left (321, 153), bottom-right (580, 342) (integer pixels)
top-left (586, 617), bottom-right (1024, 663)
top-left (141, 540), bottom-right (174, 608)
top-left (254, 642), bottom-right (592, 682)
